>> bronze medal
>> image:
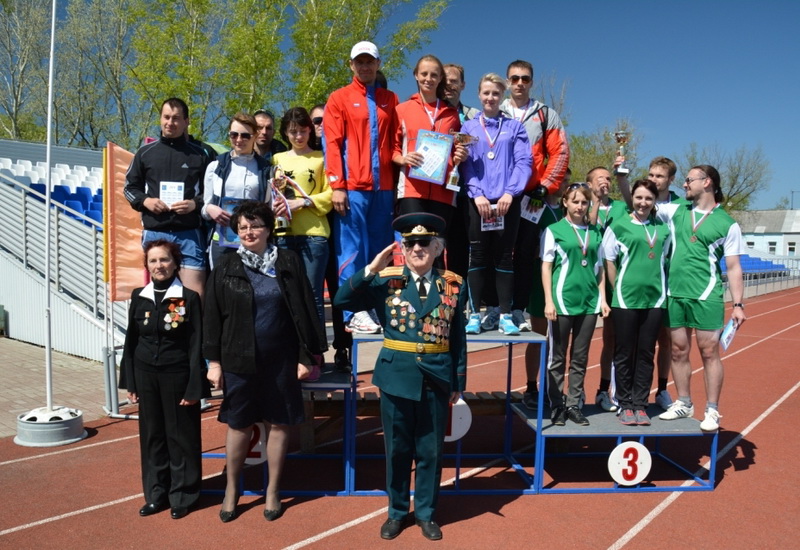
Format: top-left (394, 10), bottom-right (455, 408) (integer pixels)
top-left (648, 251), bottom-right (655, 259)
top-left (690, 235), bottom-right (698, 243)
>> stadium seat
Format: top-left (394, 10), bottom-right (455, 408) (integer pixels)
top-left (91, 199), bottom-right (103, 211)
top-left (16, 159), bottom-right (32, 171)
top-left (0, 157), bottom-right (12, 170)
top-left (74, 186), bottom-right (93, 204)
top-left (14, 174), bottom-right (32, 187)
top-left (51, 188), bottom-right (69, 204)
top-left (53, 184), bottom-right (71, 196)
top-left (30, 183), bottom-right (47, 201)
top-left (67, 192), bottom-right (90, 210)
top-left (24, 170), bottom-right (40, 183)
top-left (54, 163), bottom-right (70, 172)
top-left (85, 209), bottom-right (103, 229)
top-left (63, 199), bottom-right (85, 217)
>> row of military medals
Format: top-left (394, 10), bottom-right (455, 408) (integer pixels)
top-left (387, 288), bottom-right (453, 344)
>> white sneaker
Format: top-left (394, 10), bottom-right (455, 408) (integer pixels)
top-left (700, 408), bottom-right (722, 432)
top-left (347, 310), bottom-right (381, 334)
top-left (659, 400), bottom-right (694, 421)
top-left (511, 309), bottom-right (531, 332)
top-left (595, 390), bottom-right (618, 412)
top-left (655, 389), bottom-right (673, 411)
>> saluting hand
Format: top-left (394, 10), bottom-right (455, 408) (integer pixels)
top-left (367, 243), bottom-right (396, 275)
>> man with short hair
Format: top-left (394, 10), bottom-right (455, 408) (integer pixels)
top-left (499, 60), bottom-right (569, 403)
top-left (335, 212), bottom-right (467, 542)
top-left (124, 98), bottom-right (210, 298)
top-left (324, 40), bottom-right (398, 334)
top-left (254, 109), bottom-right (287, 163)
top-left (443, 64), bottom-right (479, 122)
top-left (656, 165), bottom-right (746, 431)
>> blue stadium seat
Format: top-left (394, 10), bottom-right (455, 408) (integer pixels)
top-left (63, 200), bottom-right (85, 221)
top-left (51, 188), bottom-right (69, 204)
top-left (85, 209), bottom-right (103, 230)
top-left (30, 183), bottom-right (47, 201)
top-left (53, 184), bottom-right (71, 196)
top-left (91, 199), bottom-right (103, 211)
top-left (67, 192), bottom-right (90, 210)
top-left (74, 186), bottom-right (93, 204)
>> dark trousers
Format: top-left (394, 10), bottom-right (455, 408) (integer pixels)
top-left (445, 193), bottom-right (471, 278)
top-left (380, 384), bottom-right (449, 522)
top-left (547, 314), bottom-right (598, 408)
top-left (324, 211), bottom-right (352, 351)
top-left (612, 307), bottom-right (663, 410)
top-left (512, 219), bottom-right (541, 310)
top-left (467, 197), bottom-right (520, 313)
top-left (134, 368), bottom-right (202, 508)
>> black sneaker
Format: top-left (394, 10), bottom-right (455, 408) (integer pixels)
top-left (551, 406), bottom-right (567, 426)
top-left (566, 406), bottom-right (590, 426)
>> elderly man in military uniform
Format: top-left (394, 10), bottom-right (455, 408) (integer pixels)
top-left (335, 212), bottom-right (467, 542)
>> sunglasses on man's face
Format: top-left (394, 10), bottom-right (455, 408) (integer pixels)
top-left (509, 75), bottom-right (532, 84)
top-left (403, 238), bottom-right (432, 248)
top-left (229, 131), bottom-right (253, 141)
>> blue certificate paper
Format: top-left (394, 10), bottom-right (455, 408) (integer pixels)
top-left (218, 197), bottom-right (246, 248)
top-left (719, 318), bottom-right (737, 351)
top-left (409, 130), bottom-right (454, 185)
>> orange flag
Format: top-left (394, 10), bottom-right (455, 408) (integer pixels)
top-left (106, 142), bottom-right (146, 301)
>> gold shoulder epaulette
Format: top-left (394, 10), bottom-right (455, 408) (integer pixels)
top-left (379, 266), bottom-right (405, 277)
top-left (437, 269), bottom-right (463, 285)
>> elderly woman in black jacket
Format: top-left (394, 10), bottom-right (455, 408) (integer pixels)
top-left (204, 200), bottom-right (326, 523)
top-left (121, 239), bottom-right (205, 520)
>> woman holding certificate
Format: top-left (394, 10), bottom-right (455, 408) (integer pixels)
top-left (461, 73), bottom-right (532, 335)
top-left (272, 107), bottom-right (333, 332)
top-left (393, 55), bottom-right (466, 232)
top-left (202, 112), bottom-right (273, 269)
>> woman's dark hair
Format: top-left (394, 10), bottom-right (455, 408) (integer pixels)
top-left (631, 179), bottom-right (659, 215)
top-left (143, 239), bottom-right (182, 272)
top-left (230, 200), bottom-right (276, 242)
top-left (279, 106), bottom-right (317, 150)
top-left (692, 164), bottom-right (724, 203)
top-left (414, 54), bottom-right (447, 101)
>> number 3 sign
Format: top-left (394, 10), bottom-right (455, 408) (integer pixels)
top-left (608, 441), bottom-right (652, 486)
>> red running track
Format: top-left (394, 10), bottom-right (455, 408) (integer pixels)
top-left (1, 288), bottom-right (798, 549)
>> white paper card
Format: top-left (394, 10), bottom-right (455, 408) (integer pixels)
top-left (160, 181), bottom-right (184, 207)
top-left (719, 318), bottom-right (737, 351)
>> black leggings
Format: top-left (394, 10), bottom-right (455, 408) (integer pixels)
top-left (612, 307), bottom-right (663, 410)
top-left (467, 197), bottom-right (520, 313)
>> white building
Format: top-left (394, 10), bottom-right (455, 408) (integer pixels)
top-left (733, 210), bottom-right (800, 257)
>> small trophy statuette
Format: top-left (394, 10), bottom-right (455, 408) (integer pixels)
top-left (613, 130), bottom-right (630, 175)
top-left (446, 131), bottom-right (480, 192)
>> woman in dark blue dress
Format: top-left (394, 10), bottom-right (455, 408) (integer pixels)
top-left (203, 201), bottom-right (326, 522)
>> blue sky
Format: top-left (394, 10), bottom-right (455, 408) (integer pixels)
top-left (386, 0), bottom-right (800, 209)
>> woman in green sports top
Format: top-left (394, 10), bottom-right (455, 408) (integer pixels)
top-left (601, 179), bottom-right (671, 426)
top-left (541, 183), bottom-right (609, 426)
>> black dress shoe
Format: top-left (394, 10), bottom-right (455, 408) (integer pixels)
top-left (415, 519), bottom-right (442, 541)
top-left (334, 348), bottom-right (352, 372)
top-left (551, 407), bottom-right (567, 426)
top-left (170, 507), bottom-right (189, 519)
top-left (263, 503), bottom-right (283, 522)
top-left (139, 502), bottom-right (167, 517)
top-left (380, 518), bottom-right (405, 540)
top-left (566, 406), bottom-right (590, 426)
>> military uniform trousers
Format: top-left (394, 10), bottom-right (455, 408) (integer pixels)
top-left (380, 378), bottom-right (449, 522)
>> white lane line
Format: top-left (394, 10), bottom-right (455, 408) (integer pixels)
top-left (0, 435), bottom-right (138, 466)
top-left (608, 379), bottom-right (800, 550)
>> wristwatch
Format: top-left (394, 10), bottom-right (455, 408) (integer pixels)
top-left (733, 303), bottom-right (744, 309)
top-left (302, 198), bottom-right (313, 209)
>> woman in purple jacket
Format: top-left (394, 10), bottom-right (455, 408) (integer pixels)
top-left (461, 73), bottom-right (532, 335)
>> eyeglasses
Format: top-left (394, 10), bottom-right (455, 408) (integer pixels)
top-left (403, 238), bottom-right (432, 248)
top-left (509, 75), bottom-right (532, 84)
top-left (237, 223), bottom-right (267, 233)
top-left (312, 117), bottom-right (323, 125)
top-left (684, 176), bottom-right (707, 184)
top-left (229, 131), bottom-right (253, 141)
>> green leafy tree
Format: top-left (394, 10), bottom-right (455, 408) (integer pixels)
top-left (568, 118), bottom-right (642, 184)
top-left (0, 0), bottom-right (49, 140)
top-left (679, 142), bottom-right (771, 211)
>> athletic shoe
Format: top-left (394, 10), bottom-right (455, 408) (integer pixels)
top-left (635, 410), bottom-right (651, 426)
top-left (511, 309), bottom-right (531, 332)
top-left (659, 400), bottom-right (694, 421)
top-left (566, 406), bottom-right (590, 426)
top-left (700, 408), bottom-right (722, 432)
top-left (465, 313), bottom-right (482, 335)
top-left (596, 390), bottom-right (619, 412)
top-left (498, 313), bottom-right (520, 335)
top-left (480, 306), bottom-right (500, 331)
top-left (655, 390), bottom-right (673, 411)
top-left (522, 391), bottom-right (539, 410)
top-left (347, 310), bottom-right (381, 334)
top-left (618, 409), bottom-right (636, 425)
top-left (551, 407), bottom-right (567, 426)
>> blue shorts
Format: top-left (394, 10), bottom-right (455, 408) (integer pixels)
top-left (142, 228), bottom-right (207, 270)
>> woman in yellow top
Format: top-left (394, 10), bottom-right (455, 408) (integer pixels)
top-left (273, 107), bottom-right (333, 331)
